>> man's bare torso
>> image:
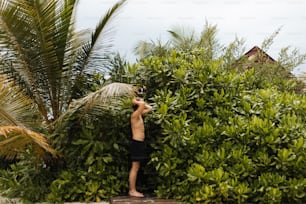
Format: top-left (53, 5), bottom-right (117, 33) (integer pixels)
top-left (131, 113), bottom-right (145, 141)
top-left (130, 97), bottom-right (152, 141)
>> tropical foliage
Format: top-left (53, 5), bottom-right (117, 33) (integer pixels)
top-left (138, 50), bottom-right (306, 203)
top-left (0, 0), bottom-right (128, 202)
top-left (0, 2), bottom-right (306, 202)
top-left (0, 0), bottom-right (126, 162)
top-left (48, 36), bottom-right (306, 203)
top-left (0, 0), bottom-right (126, 125)
top-left (48, 86), bottom-right (134, 202)
top-left (135, 25), bottom-right (306, 93)
top-left (0, 74), bottom-right (56, 161)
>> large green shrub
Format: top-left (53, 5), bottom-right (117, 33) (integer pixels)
top-left (1, 48), bottom-right (304, 203)
top-left (47, 102), bottom-right (133, 202)
top-left (0, 157), bottom-right (57, 203)
top-left (136, 50), bottom-right (306, 203)
top-left (2, 47), bottom-right (305, 203)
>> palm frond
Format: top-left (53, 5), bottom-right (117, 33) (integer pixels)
top-left (74, 0), bottom-right (126, 74)
top-left (168, 30), bottom-right (184, 43)
top-left (55, 82), bottom-right (135, 127)
top-left (133, 40), bottom-right (154, 57)
top-left (134, 39), bottom-right (171, 59)
top-left (75, 82), bottom-right (135, 111)
top-left (0, 0), bottom-right (80, 121)
top-left (1, 0), bottom-right (127, 124)
top-left (0, 0), bottom-right (57, 123)
top-left (0, 74), bottom-right (44, 131)
top-left (168, 26), bottom-right (197, 51)
top-left (92, 0), bottom-right (126, 45)
top-left (0, 126), bottom-right (57, 160)
top-left (27, 0), bottom-right (78, 119)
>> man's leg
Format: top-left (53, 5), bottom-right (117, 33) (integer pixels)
top-left (128, 161), bottom-right (144, 197)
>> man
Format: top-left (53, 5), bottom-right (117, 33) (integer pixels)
top-left (129, 97), bottom-right (152, 197)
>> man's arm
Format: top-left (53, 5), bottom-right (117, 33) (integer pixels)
top-left (142, 103), bottom-right (152, 115)
top-left (132, 98), bottom-right (145, 117)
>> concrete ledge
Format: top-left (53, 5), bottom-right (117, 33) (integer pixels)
top-left (110, 196), bottom-right (182, 204)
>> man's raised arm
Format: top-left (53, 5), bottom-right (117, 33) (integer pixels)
top-left (132, 98), bottom-right (145, 117)
top-left (142, 103), bottom-right (152, 115)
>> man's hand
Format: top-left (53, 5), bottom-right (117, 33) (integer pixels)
top-left (132, 97), bottom-right (152, 115)
top-left (133, 97), bottom-right (145, 105)
top-left (143, 103), bottom-right (152, 115)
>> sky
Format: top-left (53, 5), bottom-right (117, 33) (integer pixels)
top-left (75, 0), bottom-right (306, 76)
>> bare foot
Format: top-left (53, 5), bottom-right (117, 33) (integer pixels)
top-left (128, 190), bottom-right (144, 198)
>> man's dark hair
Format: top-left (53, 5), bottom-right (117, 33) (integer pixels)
top-left (137, 87), bottom-right (146, 97)
top-left (133, 85), bottom-right (146, 97)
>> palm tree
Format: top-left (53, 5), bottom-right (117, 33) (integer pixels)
top-left (134, 22), bottom-right (223, 60)
top-left (0, 73), bottom-right (56, 161)
top-left (0, 0), bottom-right (127, 160)
top-left (0, 0), bottom-right (126, 127)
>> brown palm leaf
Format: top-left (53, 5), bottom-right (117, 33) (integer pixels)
top-left (54, 82), bottom-right (137, 129)
top-left (82, 82), bottom-right (136, 107)
top-left (0, 126), bottom-right (57, 160)
top-left (67, 82), bottom-right (137, 113)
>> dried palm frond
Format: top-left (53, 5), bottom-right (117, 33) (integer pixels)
top-left (82, 82), bottom-right (136, 107)
top-left (0, 126), bottom-right (57, 160)
top-left (65, 82), bottom-right (136, 113)
top-left (54, 82), bottom-right (136, 131)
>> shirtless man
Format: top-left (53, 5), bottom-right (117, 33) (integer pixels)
top-left (129, 97), bottom-right (152, 197)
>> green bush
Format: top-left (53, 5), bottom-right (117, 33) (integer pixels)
top-left (0, 155), bottom-right (58, 203)
top-left (47, 104), bottom-right (132, 202)
top-left (2, 48), bottom-right (305, 203)
top-left (48, 49), bottom-right (305, 203)
top-left (135, 50), bottom-right (306, 203)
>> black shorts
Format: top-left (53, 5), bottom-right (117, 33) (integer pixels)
top-left (130, 139), bottom-right (146, 162)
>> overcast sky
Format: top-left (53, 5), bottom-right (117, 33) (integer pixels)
top-left (76, 0), bottom-right (306, 76)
